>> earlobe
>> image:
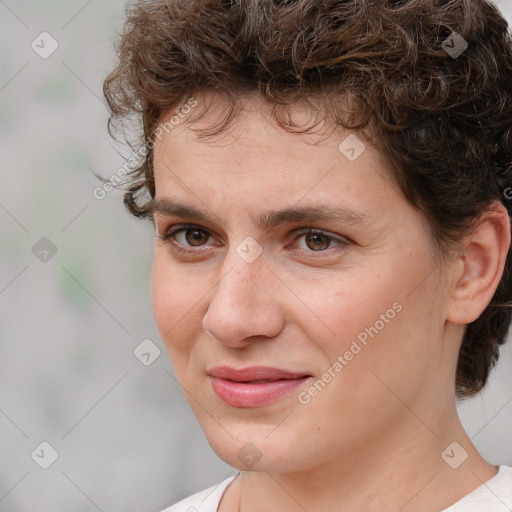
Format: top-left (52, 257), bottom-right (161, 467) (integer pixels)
top-left (446, 202), bottom-right (511, 325)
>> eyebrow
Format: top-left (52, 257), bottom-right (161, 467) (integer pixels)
top-left (146, 198), bottom-right (373, 229)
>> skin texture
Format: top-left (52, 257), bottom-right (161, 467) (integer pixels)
top-left (151, 93), bottom-right (510, 512)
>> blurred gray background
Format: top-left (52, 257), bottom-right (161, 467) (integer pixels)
top-left (0, 1), bottom-right (511, 511)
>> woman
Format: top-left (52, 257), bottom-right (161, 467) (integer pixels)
top-left (104, 0), bottom-right (512, 510)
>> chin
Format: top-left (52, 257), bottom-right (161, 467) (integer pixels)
top-left (203, 423), bottom-right (310, 473)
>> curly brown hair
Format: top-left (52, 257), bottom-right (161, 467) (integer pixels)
top-left (103, 0), bottom-right (512, 398)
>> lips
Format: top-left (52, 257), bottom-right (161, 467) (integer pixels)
top-left (207, 366), bottom-right (312, 407)
top-left (207, 365), bottom-right (310, 382)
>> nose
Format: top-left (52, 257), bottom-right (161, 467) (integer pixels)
top-left (202, 249), bottom-right (285, 347)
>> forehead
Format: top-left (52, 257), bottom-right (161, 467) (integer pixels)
top-left (155, 89), bottom-right (364, 151)
top-left (153, 92), bottom-right (379, 173)
top-left (151, 92), bottom-right (410, 228)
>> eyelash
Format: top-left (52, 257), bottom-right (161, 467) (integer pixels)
top-left (156, 223), bottom-right (351, 257)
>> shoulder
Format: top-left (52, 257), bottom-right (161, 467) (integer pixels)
top-left (487, 465), bottom-right (512, 504)
top-left (157, 474), bottom-right (238, 512)
top-left (443, 465), bottom-right (512, 512)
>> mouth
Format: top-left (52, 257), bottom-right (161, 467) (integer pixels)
top-left (207, 365), bottom-right (311, 382)
top-left (242, 379), bottom-right (288, 383)
top-left (207, 366), bottom-right (313, 407)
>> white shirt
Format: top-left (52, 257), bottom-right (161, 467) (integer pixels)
top-left (159, 465), bottom-right (512, 512)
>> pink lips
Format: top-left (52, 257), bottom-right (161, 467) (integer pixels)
top-left (208, 366), bottom-right (312, 408)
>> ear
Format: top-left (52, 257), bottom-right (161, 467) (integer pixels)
top-left (446, 201), bottom-right (511, 324)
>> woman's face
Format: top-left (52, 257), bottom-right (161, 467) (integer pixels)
top-left (150, 96), bottom-right (457, 473)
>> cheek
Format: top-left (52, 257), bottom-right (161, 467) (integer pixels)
top-left (316, 270), bottom-right (445, 407)
top-left (151, 252), bottom-right (205, 352)
top-left (300, 271), bottom-right (402, 348)
top-left (303, 261), bottom-right (435, 378)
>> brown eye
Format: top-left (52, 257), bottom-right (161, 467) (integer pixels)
top-left (304, 232), bottom-right (331, 251)
top-left (158, 225), bottom-right (215, 250)
top-left (291, 228), bottom-right (350, 255)
top-left (184, 229), bottom-right (210, 246)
